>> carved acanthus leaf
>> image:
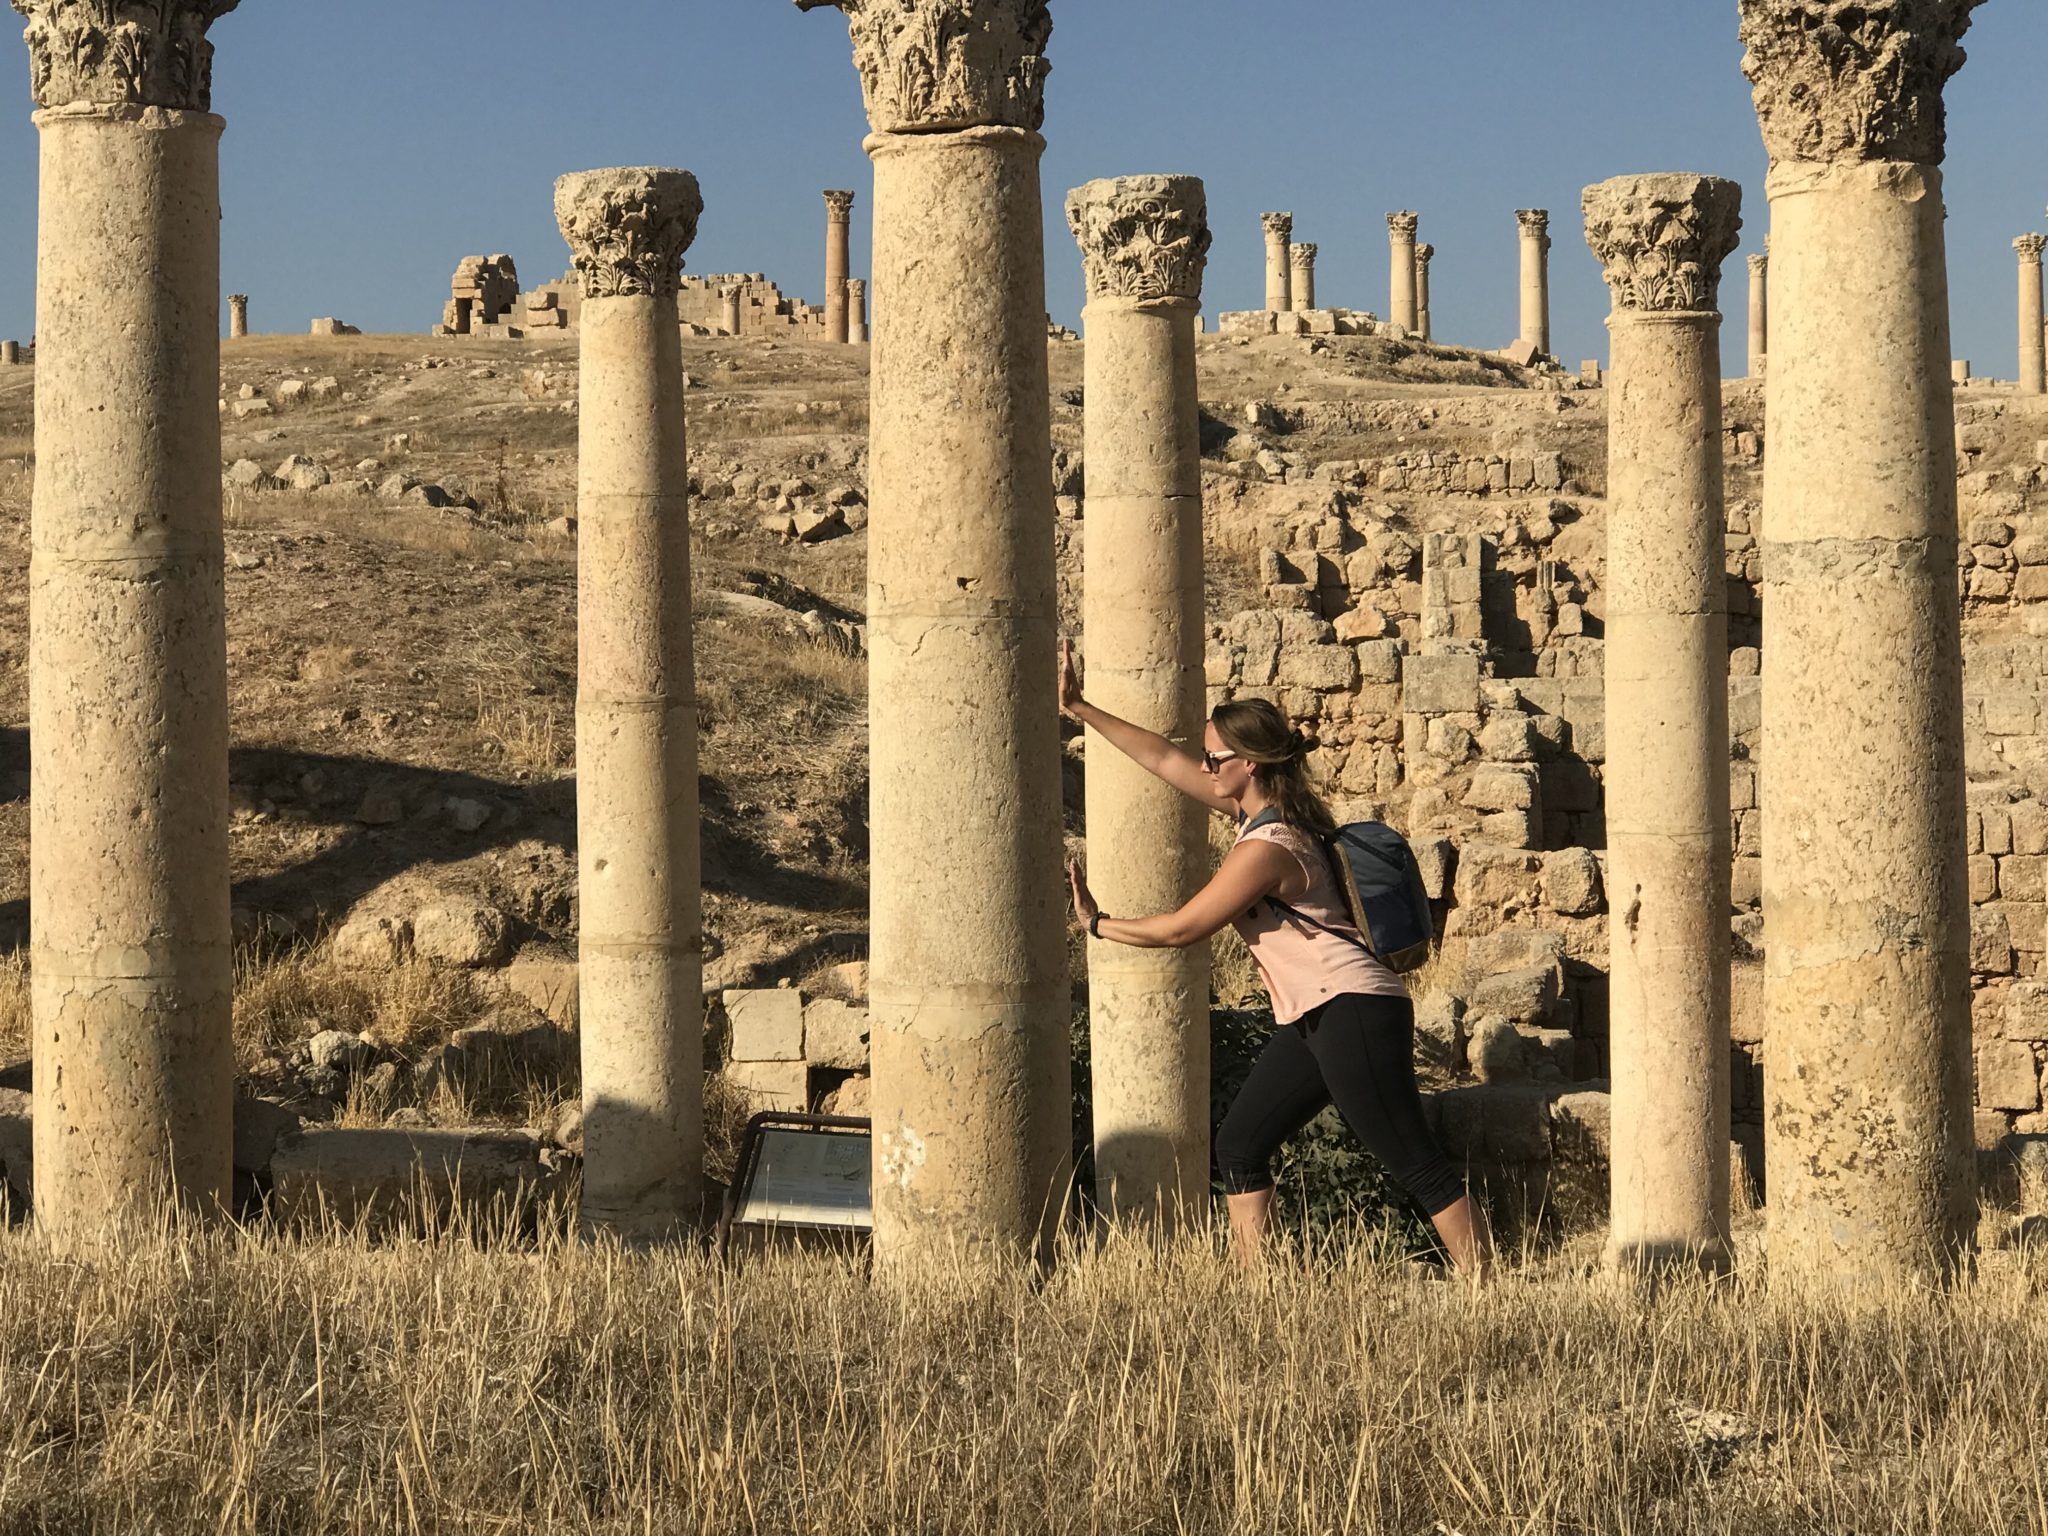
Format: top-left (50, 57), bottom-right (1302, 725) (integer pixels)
top-left (555, 168), bottom-right (703, 301)
top-left (1260, 211), bottom-right (1293, 240)
top-left (1738, 0), bottom-right (1981, 165)
top-left (1415, 243), bottom-right (1435, 266)
top-left (824, 189), bottom-right (856, 221)
top-left (1067, 176), bottom-right (1210, 304)
top-left (2018, 235), bottom-right (2048, 265)
top-left (1290, 242), bottom-right (1317, 267)
top-left (13, 0), bottom-right (239, 110)
top-left (1387, 212), bottom-right (1419, 240)
top-left (1582, 174), bottom-right (1743, 315)
top-left (795, 0), bottom-right (1049, 134)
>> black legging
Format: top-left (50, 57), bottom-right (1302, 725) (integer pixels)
top-left (1214, 993), bottom-right (1467, 1217)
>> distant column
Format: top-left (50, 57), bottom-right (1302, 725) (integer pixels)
top-left (800, 0), bottom-right (1069, 1269)
top-left (848, 277), bottom-right (869, 343)
top-left (228, 293), bottom-right (247, 339)
top-left (1414, 243), bottom-right (1434, 341)
top-left (0, 341), bottom-right (17, 365)
top-left (556, 166), bottom-right (707, 1241)
top-left (824, 189), bottom-right (855, 343)
top-left (1289, 243), bottom-right (1316, 311)
top-left (1388, 212), bottom-right (1419, 332)
top-left (20, 0), bottom-right (239, 1236)
top-left (2017, 235), bottom-right (2045, 395)
top-left (1747, 253), bottom-right (1768, 377)
top-left (722, 285), bottom-right (743, 338)
top-left (1517, 208), bottom-right (1551, 355)
top-left (1584, 171), bottom-right (1743, 1275)
top-left (1261, 212), bottom-right (1293, 313)
top-left (1743, 0), bottom-right (1977, 1285)
top-left (1068, 174), bottom-right (1212, 1230)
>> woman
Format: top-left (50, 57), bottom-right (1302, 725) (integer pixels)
top-left (1061, 640), bottom-right (1489, 1275)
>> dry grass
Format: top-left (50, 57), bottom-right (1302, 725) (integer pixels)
top-left (232, 949), bottom-right (502, 1074)
top-left (0, 952), bottom-right (24, 1065)
top-left (471, 685), bottom-right (571, 782)
top-left (0, 1220), bottom-right (2042, 1534)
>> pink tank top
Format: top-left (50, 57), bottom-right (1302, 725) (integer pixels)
top-left (1231, 821), bottom-right (1408, 1025)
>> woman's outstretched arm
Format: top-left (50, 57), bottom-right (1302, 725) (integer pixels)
top-left (1061, 638), bottom-right (1234, 815)
top-left (1068, 840), bottom-right (1297, 950)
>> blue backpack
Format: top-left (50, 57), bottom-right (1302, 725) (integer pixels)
top-left (1245, 809), bottom-right (1437, 973)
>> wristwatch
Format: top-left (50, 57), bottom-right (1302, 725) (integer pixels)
top-left (1089, 911), bottom-right (1106, 939)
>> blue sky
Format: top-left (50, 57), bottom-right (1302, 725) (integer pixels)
top-left (0, 1), bottom-right (2042, 371)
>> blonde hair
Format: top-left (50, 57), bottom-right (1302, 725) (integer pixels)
top-left (1211, 698), bottom-right (1335, 836)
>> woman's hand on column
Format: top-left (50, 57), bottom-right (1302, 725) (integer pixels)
top-left (1067, 859), bottom-right (1100, 931)
top-left (1059, 636), bottom-right (1086, 718)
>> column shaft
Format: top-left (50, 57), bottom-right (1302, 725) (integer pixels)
top-left (824, 191), bottom-right (853, 343)
top-left (848, 278), bottom-right (869, 343)
top-left (1289, 244), bottom-right (1315, 312)
top-left (868, 126), bottom-right (1069, 1265)
top-left (574, 294), bottom-right (702, 1237)
top-left (1748, 256), bottom-right (1769, 377)
top-left (31, 104), bottom-right (232, 1232)
top-left (1388, 215), bottom-right (1418, 332)
top-left (1262, 215), bottom-right (1292, 313)
top-left (1761, 157), bottom-right (1973, 1280)
top-left (228, 293), bottom-right (247, 339)
top-left (2017, 239), bottom-right (2044, 395)
top-left (723, 288), bottom-right (743, 338)
top-left (1415, 245), bottom-right (1433, 341)
top-left (1603, 316), bottom-right (1732, 1269)
top-left (1517, 211), bottom-right (1551, 354)
top-left (1070, 174), bottom-right (1212, 1229)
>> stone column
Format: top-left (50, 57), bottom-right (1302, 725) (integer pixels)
top-left (1261, 211), bottom-right (1293, 313)
top-left (19, 0), bottom-right (237, 1236)
top-left (1289, 242), bottom-right (1316, 312)
top-left (1388, 212), bottom-right (1419, 332)
top-left (1067, 175), bottom-right (1212, 1230)
top-left (1741, 0), bottom-right (1978, 1284)
top-left (1584, 173), bottom-right (1743, 1275)
top-left (1747, 254), bottom-right (1769, 377)
top-left (556, 167), bottom-right (707, 1241)
top-left (848, 277), bottom-right (869, 343)
top-left (798, 0), bottom-right (1069, 1268)
top-left (2017, 235), bottom-right (2045, 395)
top-left (1414, 243), bottom-right (1434, 341)
top-left (0, 340), bottom-right (17, 365)
top-left (1516, 208), bottom-right (1551, 354)
top-left (721, 285), bottom-right (743, 337)
top-left (227, 292), bottom-right (247, 339)
top-left (823, 189), bottom-right (854, 343)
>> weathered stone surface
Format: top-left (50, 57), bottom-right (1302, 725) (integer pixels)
top-left (1978, 1040), bottom-right (2043, 1113)
top-left (270, 1128), bottom-right (549, 1228)
top-left (554, 168), bottom-right (703, 300)
top-left (1542, 848), bottom-right (1604, 916)
top-left (804, 998), bottom-right (871, 1071)
top-left (727, 988), bottom-right (806, 1063)
top-left (795, 0), bottom-right (1052, 135)
top-left (1065, 176), bottom-right (1210, 303)
top-left (413, 904), bottom-right (512, 968)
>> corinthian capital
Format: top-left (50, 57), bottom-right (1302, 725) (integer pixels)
top-left (555, 168), bottom-right (703, 301)
top-left (1738, 0), bottom-right (1981, 166)
top-left (1582, 174), bottom-right (1743, 315)
top-left (2019, 234), bottom-right (2047, 266)
top-left (1415, 243), bottom-right (1435, 266)
top-left (795, 0), bottom-right (1050, 134)
top-left (1067, 176), bottom-right (1210, 304)
top-left (13, 0), bottom-right (239, 110)
top-left (824, 189), bottom-right (856, 222)
top-left (1517, 209), bottom-right (1550, 237)
top-left (1261, 211), bottom-right (1293, 241)
top-left (1291, 243), bottom-right (1317, 267)
top-left (1387, 212), bottom-right (1419, 240)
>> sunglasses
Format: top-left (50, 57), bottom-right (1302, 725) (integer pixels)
top-left (1202, 750), bottom-right (1242, 774)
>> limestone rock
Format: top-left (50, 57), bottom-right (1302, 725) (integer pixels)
top-left (803, 998), bottom-right (870, 1071)
top-left (308, 1030), bottom-right (374, 1073)
top-left (1542, 848), bottom-right (1604, 916)
top-left (1469, 1017), bottom-right (1528, 1083)
top-left (274, 454), bottom-right (330, 492)
top-left (1979, 1040), bottom-right (2043, 1113)
top-left (270, 1128), bottom-right (549, 1228)
top-left (726, 988), bottom-right (805, 1063)
top-left (329, 911), bottom-right (412, 969)
top-left (232, 1094), bottom-right (304, 1179)
top-left (414, 904), bottom-right (514, 969)
top-left (1471, 964), bottom-right (1563, 1026)
top-left (224, 458), bottom-right (271, 489)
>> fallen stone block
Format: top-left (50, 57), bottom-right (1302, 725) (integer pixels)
top-left (726, 988), bottom-right (805, 1062)
top-left (270, 1128), bottom-right (549, 1228)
